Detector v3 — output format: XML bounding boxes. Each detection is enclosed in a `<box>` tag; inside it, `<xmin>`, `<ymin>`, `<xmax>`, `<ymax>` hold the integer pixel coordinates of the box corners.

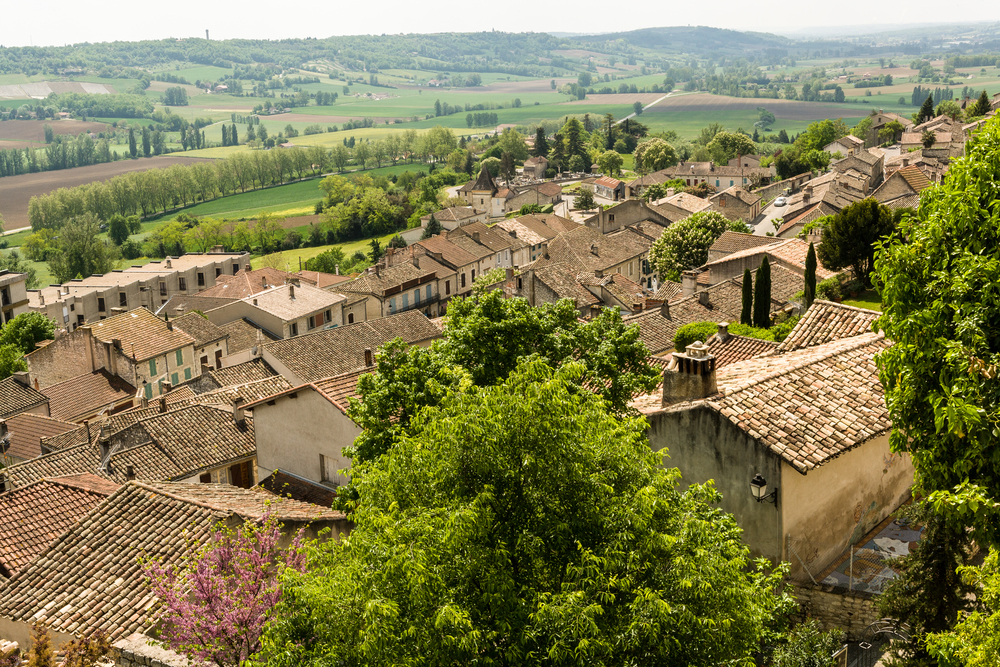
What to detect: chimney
<box><xmin>594</xmin><ymin>268</ymin><xmax>603</xmax><ymax>278</ymax></box>
<box><xmin>98</xmin><ymin>436</ymin><xmax>111</xmax><ymax>464</ymax></box>
<box><xmin>253</xmin><ymin>298</ymin><xmax>258</xmax><ymax>306</ymax></box>
<box><xmin>165</xmin><ymin>258</ymin><xmax>172</xmax><ymax>269</ymax></box>
<box><xmin>666</xmin><ymin>187</ymin><xmax>675</xmax><ymax>197</ymax></box>
<box><xmin>589</xmin><ymin>243</ymin><xmax>599</xmax><ymax>256</ymax></box>
<box><xmin>289</xmin><ymin>285</ymin><xmax>295</xmax><ymax>298</ymax></box>
<box><xmin>660</xmin><ymin>300</ymin><xmax>671</xmax><ymax>318</ymax></box>
<box><xmin>508</xmin><ymin>229</ymin><xmax>517</xmax><ymax>238</ymax></box>
<box><xmin>364</xmin><ymin>347</ymin><xmax>374</xmax><ymax>367</ymax></box>
<box><xmin>38</xmin><ymin>293</ymin><xmax>45</xmax><ymax>306</ymax></box>
<box><xmin>158</xmin><ymin>397</ymin><xmax>167</xmax><ymax>413</ymax></box>
<box><xmin>166</xmin><ymin>319</ymin><xmax>173</xmax><ymax>331</ymax></box>
<box><xmin>681</xmin><ymin>270</ymin><xmax>699</xmax><ymax>297</ymax></box>
<box><xmin>662</xmin><ymin>340</ymin><xmax>717</xmax><ymax>407</ymax></box>
<box><xmin>162</xmin><ymin>381</ymin><xmax>172</xmax><ymax>394</ymax></box>
<box><xmin>112</xmin><ymin>338</ymin><xmax>122</xmax><ymax>351</ymax></box>
<box><xmin>413</xmin><ymin>255</ymin><xmax>420</xmax><ymax>269</ymax></box>
<box><xmin>807</xmin><ymin>229</ymin><xmax>823</xmax><ymax>248</ymax></box>
<box><xmin>335</xmin><ymin>264</ymin><xmax>340</xmax><ymax>275</ymax></box>
<box><xmin>245</xmin><ymin>263</ymin><xmax>252</xmax><ymax>272</ymax></box>
<box><xmin>11</xmin><ymin>371</ymin><xmax>29</xmax><ymax>387</ymax></box>
<box><xmin>472</xmin><ymin>231</ymin><xmax>481</xmax><ymax>243</ymax></box>
<box><xmin>374</xmin><ymin>264</ymin><xmax>380</xmax><ymax>277</ymax></box>
<box><xmin>717</xmin><ymin>322</ymin><xmax>731</xmax><ymax>343</ymax></box>
<box><xmin>125</xmin><ymin>465</ymin><xmax>136</xmax><ymax>481</ymax></box>
<box><xmin>632</xmin><ymin>302</ymin><xmax>643</xmax><ymax>312</ymax></box>
<box><xmin>698</xmin><ymin>290</ymin><xmax>710</xmax><ymax>307</ymax></box>
<box><xmin>288</xmin><ymin>277</ymin><xmax>300</xmax><ymax>287</ymax></box>
<box><xmin>902</xmin><ymin>157</ymin><xmax>909</xmax><ymax>167</ymax></box>
<box><xmin>232</xmin><ymin>397</ymin><xmax>246</xmax><ymax>425</ymax></box>
<box><xmin>262</xmin><ymin>276</ymin><xmax>268</xmax><ymax>288</ymax></box>
<box><xmin>0</xmin><ymin>419</ymin><xmax>7</xmax><ymax>444</ymax></box>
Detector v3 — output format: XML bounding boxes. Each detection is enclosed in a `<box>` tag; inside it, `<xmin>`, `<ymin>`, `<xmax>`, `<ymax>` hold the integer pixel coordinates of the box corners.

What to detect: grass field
<box><xmin>250</xmin><ymin>232</ymin><xmax>399</xmax><ymax>272</ymax></box>
<box><xmin>842</xmin><ymin>290</ymin><xmax>882</xmax><ymax>311</ymax></box>
<box><xmin>147</xmin><ymin>178</ymin><xmax>326</xmax><ymax>222</ymax></box>
<box><xmin>1</xmin><ymin>248</ymin><xmax>55</xmax><ymax>287</ymax></box>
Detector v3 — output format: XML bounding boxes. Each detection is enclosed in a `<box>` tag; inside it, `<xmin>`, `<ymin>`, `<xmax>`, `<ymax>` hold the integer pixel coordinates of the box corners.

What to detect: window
<box><xmin>426</xmin><ymin>285</ymin><xmax>432</xmax><ymax>299</ymax></box>
<box><xmin>517</xmin><ymin>277</ymin><xmax>523</xmax><ymax>290</ymax></box>
<box><xmin>199</xmin><ymin>472</ymin><xmax>211</xmax><ymax>483</ymax></box>
<box><xmin>461</xmin><ymin>274</ymin><xmax>466</xmax><ymax>288</ymax></box>
<box><xmin>290</xmin><ymin>322</ymin><xmax>298</xmax><ymax>336</ymax></box>
<box><xmin>446</xmin><ymin>280</ymin><xmax>451</xmax><ymax>295</ymax></box>
<box><xmin>389</xmin><ymin>297</ymin><xmax>396</xmax><ymax>313</ymax></box>
<box><xmin>216</xmin><ymin>268</ymin><xmax>222</xmax><ymax>278</ymax></box>
<box><xmin>348</xmin><ymin>313</ymin><xmax>355</xmax><ymax>324</ymax></box>
<box><xmin>608</xmin><ymin>214</ymin><xmax>615</xmax><ymax>223</ymax></box>
<box><xmin>320</xmin><ymin>454</ymin><xmax>338</xmax><ymax>484</ymax></box>
<box><xmin>171</xmin><ymin>372</ymin><xmax>179</xmax><ymax>386</ymax></box>
<box><xmin>719</xmin><ymin>197</ymin><xmax>726</xmax><ymax>207</ymax></box>
<box><xmin>201</xmin><ymin>355</ymin><xmax>209</xmax><ymax>369</ymax></box>
<box><xmin>629</xmin><ymin>262</ymin><xmax>633</xmax><ymax>276</ymax></box>
<box><xmin>715</xmin><ymin>179</ymin><xmax>720</xmax><ymax>187</ymax></box>
<box><xmin>402</xmin><ymin>293</ymin><xmax>409</xmax><ymax>308</ymax></box>
<box><xmin>414</xmin><ymin>288</ymin><xmax>420</xmax><ymax>304</ymax></box>
<box><xmin>308</xmin><ymin>315</ymin><xmax>316</xmax><ymax>329</ymax></box>
<box><xmin>98</xmin><ymin>297</ymin><xmax>105</xmax><ymax>312</ymax></box>
<box><xmin>175</xmin><ymin>349</ymin><xmax>183</xmax><ymax>366</ymax></box>
<box><xmin>471</xmin><ymin>269</ymin><xmax>476</xmax><ymax>281</ymax></box>
<box><xmin>729</xmin><ymin>180</ymin><xmax>734</xmax><ymax>187</ymax></box>
<box><xmin>178</xmin><ymin>277</ymin><xmax>187</xmax><ymax>291</ymax></box>
<box><xmin>149</xmin><ymin>359</ymin><xmax>157</xmax><ymax>375</ymax></box>
<box><xmin>184</xmin><ymin>368</ymin><xmax>192</xmax><ymax>380</ymax></box>
<box><xmin>119</xmin><ymin>292</ymin><xmax>127</xmax><ymax>308</ymax></box>
<box><xmin>215</xmin><ymin>350</ymin><xmax>222</xmax><ymax>368</ymax></box>
<box><xmin>159</xmin><ymin>282</ymin><xmax>167</xmax><ymax>296</ymax></box>
<box><xmin>325</xmin><ymin>309</ymin><xmax>332</xmax><ymax>323</ymax></box>
<box><xmin>197</xmin><ymin>272</ymin><xmax>205</xmax><ymax>287</ymax></box>
<box><xmin>144</xmin><ymin>384</ymin><xmax>153</xmax><ymax>399</ymax></box>
<box><xmin>233</xmin><ymin>263</ymin><xmax>239</xmax><ymax>274</ymax></box>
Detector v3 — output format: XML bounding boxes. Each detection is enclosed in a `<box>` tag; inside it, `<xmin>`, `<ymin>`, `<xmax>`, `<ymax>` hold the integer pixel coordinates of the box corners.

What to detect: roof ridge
<box><xmin>720</xmin><ymin>332</ymin><xmax>885</xmax><ymax>397</ymax></box>
<box><xmin>130</xmin><ymin>480</ymin><xmax>233</xmax><ymax>517</ymax></box>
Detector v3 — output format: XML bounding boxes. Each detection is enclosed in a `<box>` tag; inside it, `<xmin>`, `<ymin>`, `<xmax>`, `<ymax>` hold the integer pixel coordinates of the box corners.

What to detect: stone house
<box><xmin>339</xmin><ymin>253</ymin><xmax>442</xmax><ymax>320</ymax></box>
<box><xmin>205</xmin><ymin>282</ymin><xmax>351</xmax><ymax>340</ymax></box>
<box><xmin>872</xmin><ymin>165</ymin><xmax>930</xmax><ymax>210</ymax></box>
<box><xmin>0</xmin><ymin>271</ymin><xmax>29</xmax><ymax>327</ymax></box>
<box><xmin>823</xmin><ymin>135</ymin><xmax>864</xmax><ymax>157</ymax></box>
<box><xmin>504</xmin><ymin>182</ymin><xmax>564</xmax><ymax>213</ymax></box>
<box><xmin>0</xmin><ymin>413</ymin><xmax>77</xmax><ymax>464</ymax></box>
<box><xmin>706</xmin><ymin>231</ymin><xmax>781</xmax><ymax>263</ymax></box>
<box><xmin>419</xmin><ymin>206</ymin><xmax>488</xmax><ymax>231</ymax></box>
<box><xmin>710</xmin><ymin>186</ymin><xmax>761</xmax><ymax>223</ymax></box>
<box><xmin>537</xmin><ymin>224</ymin><xmax>658</xmax><ymax>290</ymax></box>
<box><xmin>173</xmin><ymin>312</ymin><xmax>230</xmax><ymax>373</ymax></box>
<box><xmin>0</xmin><ymin>374</ymin><xmax>50</xmax><ymax>420</ymax></box>
<box><xmin>648</xmin><ymin>191</ymin><xmax>713</xmax><ymax>223</ymax></box>
<box><xmin>522</xmin><ymin>155</ymin><xmax>549</xmax><ymax>179</ymax></box>
<box><xmin>583</xmin><ymin>198</ymin><xmax>672</xmax><ymax>235</ymax></box>
<box><xmin>593</xmin><ymin>176</ymin><xmax>625</xmax><ymax>201</ymax></box>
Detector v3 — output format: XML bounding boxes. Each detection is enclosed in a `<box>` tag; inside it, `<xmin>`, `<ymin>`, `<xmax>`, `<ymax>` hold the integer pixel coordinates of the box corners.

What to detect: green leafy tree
<box><xmin>0</xmin><ymin>344</ymin><xmax>27</xmax><ymax>380</ymax></box>
<box><xmin>634</xmin><ymin>137</ymin><xmax>678</xmax><ymax>173</ymax></box>
<box><xmin>500</xmin><ymin>151</ymin><xmax>515</xmax><ymax>184</ymax></box>
<box><xmin>921</xmin><ymin>129</ymin><xmax>937</xmax><ymax>149</ymax></box>
<box><xmin>877</xmin><ymin>503</ymin><xmax>977</xmax><ymax>667</ymax></box>
<box><xmin>496</xmin><ymin>128</ymin><xmax>528</xmax><ymax>162</ymax></box>
<box><xmin>27</xmin><ymin>624</ymin><xmax>54</xmax><ymax>667</ymax></box>
<box><xmin>262</xmin><ymin>357</ymin><xmax>794</xmax><ymax>667</ymax></box>
<box><xmin>804</xmin><ymin>242</ymin><xmax>817</xmax><ymax>309</ymax></box>
<box><xmin>818</xmin><ymin>198</ymin><xmax>896</xmax><ymax>288</ymax></box>
<box><xmin>936</xmin><ymin>100</ymin><xmax>963</xmax><ymax>120</ymax></box>
<box><xmin>47</xmin><ymin>213</ymin><xmax>120</xmax><ymax>284</ymax></box>
<box><xmin>795</xmin><ymin>118</ymin><xmax>850</xmax><ymax>152</ymax></box>
<box><xmin>632</xmin><ymin>100</ymin><xmax>643</xmax><ymax>115</ymax></box>
<box><xmin>741</xmin><ymin>267</ymin><xmax>753</xmax><ymax>325</ymax></box>
<box><xmin>421</xmin><ymin>213</ymin><xmax>441</xmax><ymax>240</ymax></box>
<box><xmin>107</xmin><ymin>214</ymin><xmax>131</xmax><ymax>245</ymax></box>
<box><xmin>875</xmin><ymin>116</ymin><xmax>1000</xmax><ymax>546</ymax></box>
<box><xmin>22</xmin><ymin>229</ymin><xmax>57</xmax><ymax>262</ymax></box>
<box><xmin>43</xmin><ymin>124</ymin><xmax>54</xmax><ymax>143</ymax></box>
<box><xmin>927</xmin><ymin>550</ymin><xmax>1000</xmax><ymax>667</ymax></box>
<box><xmin>753</xmin><ymin>256</ymin><xmax>771</xmax><ymax>328</ymax></box>
<box><xmin>770</xmin><ymin>620</ymin><xmax>844</xmax><ymax>667</ymax></box>
<box><xmin>0</xmin><ymin>312</ymin><xmax>55</xmax><ymax>354</ymax></box>
<box><xmin>706</xmin><ymin>131</ymin><xmax>757</xmax><ymax>164</ymax></box>
<box><xmin>560</xmin><ymin>117</ymin><xmax>587</xmax><ymax>164</ymax></box>
<box><xmin>648</xmin><ymin>210</ymin><xmax>741</xmax><ymax>282</ymax></box>
<box><xmin>596</xmin><ymin>149</ymin><xmax>623</xmax><ymax>177</ymax></box>
<box><xmin>573</xmin><ymin>187</ymin><xmax>596</xmax><ymax>212</ymax></box>
<box><xmin>0</xmin><ymin>251</ymin><xmax>38</xmax><ymax>290</ymax></box>
<box><xmin>878</xmin><ymin>120</ymin><xmax>905</xmax><ymax>144</ymax></box>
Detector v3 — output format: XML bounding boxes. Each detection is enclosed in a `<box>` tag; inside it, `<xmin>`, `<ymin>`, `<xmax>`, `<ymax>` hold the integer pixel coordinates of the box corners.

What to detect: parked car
<box><xmin>773</xmin><ymin>197</ymin><xmax>787</xmax><ymax>207</ymax></box>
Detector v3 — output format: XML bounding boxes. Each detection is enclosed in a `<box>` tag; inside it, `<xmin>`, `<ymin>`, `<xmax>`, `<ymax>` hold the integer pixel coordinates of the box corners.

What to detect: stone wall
<box><xmin>113</xmin><ymin>633</ymin><xmax>192</xmax><ymax>667</ymax></box>
<box><xmin>792</xmin><ymin>583</ymin><xmax>880</xmax><ymax>640</ymax></box>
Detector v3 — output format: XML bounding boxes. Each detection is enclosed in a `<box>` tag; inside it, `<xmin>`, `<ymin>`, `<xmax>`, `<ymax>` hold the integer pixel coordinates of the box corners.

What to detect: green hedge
<box><xmin>673</xmin><ymin>321</ymin><xmax>778</xmax><ymax>352</ymax></box>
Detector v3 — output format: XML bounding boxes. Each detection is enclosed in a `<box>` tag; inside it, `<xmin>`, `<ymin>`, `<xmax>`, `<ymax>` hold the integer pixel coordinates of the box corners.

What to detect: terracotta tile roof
<box><xmin>163</xmin><ymin>385</ymin><xmax>197</xmax><ymax>403</ymax></box>
<box><xmin>446</xmin><ymin>234</ymin><xmax>495</xmax><ymax>261</ymax></box>
<box><xmin>0</xmin><ymin>377</ymin><xmax>48</xmax><ymax>419</ymax></box>
<box><xmin>428</xmin><ymin>206</ymin><xmax>481</xmax><ymax>223</ymax></box>
<box><xmin>258</xmin><ymin>469</ymin><xmax>337</xmax><ymax>507</ymax></box>
<box><xmin>538</xmin><ymin>225</ymin><xmax>648</xmax><ymax>274</ymax></box>
<box><xmin>775</xmin><ymin>300</ymin><xmax>879</xmax><ymax>353</ymax></box>
<box><xmin>87</xmin><ymin>308</ymin><xmax>195</xmax><ymax>362</ymax></box>
<box><xmin>710</xmin><ymin>333</ymin><xmax>890</xmax><ymax>472</ymax></box>
<box><xmin>777</xmin><ymin>203</ymin><xmax>827</xmax><ymax>236</ymax></box>
<box><xmin>263</xmin><ymin>311</ymin><xmax>441</xmax><ymax>383</ymax></box>
<box><xmin>459</xmin><ymin>166</ymin><xmax>497</xmax><ymax>194</ymax></box>
<box><xmin>196</xmin><ymin>267</ymin><xmax>293</xmax><ymax>299</ymax></box>
<box><xmin>532</xmin><ymin>263</ymin><xmax>602</xmax><ymax>309</ymax></box>
<box><xmin>1</xmin><ymin>442</ymin><xmax>103</xmax><ymax>489</ymax></box>
<box><xmin>493</xmin><ymin>217</ymin><xmax>556</xmax><ymax>245</ymax></box>
<box><xmin>654</xmin><ymin>191</ymin><xmax>713</xmax><ymax>214</ymax></box>
<box><xmin>44</xmin><ymin>370</ymin><xmax>136</xmax><ymax>422</ymax></box>
<box><xmin>885</xmin><ymin>194</ymin><xmax>921</xmax><ymax>210</ymax></box>
<box><xmin>2</xmin><ymin>413</ymin><xmax>78</xmax><ymax>461</ymax></box>
<box><xmin>702</xmin><ymin>238</ymin><xmax>838</xmax><ymax>281</ymax></box>
<box><xmin>296</xmin><ymin>270</ymin><xmax>353</xmax><ymax>290</ymax></box>
<box><xmin>709</xmin><ymin>231</ymin><xmax>781</xmax><ymax>256</ymax></box>
<box><xmin>0</xmin><ymin>474</ymin><xmax>118</xmax><ymax>576</ymax></box>
<box><xmin>210</xmin><ymin>358</ymin><xmax>277</xmax><ymax>387</ymax></box>
<box><xmin>896</xmin><ymin>165</ymin><xmax>931</xmax><ymax>193</ymax></box>
<box><xmin>172</xmin><ymin>312</ymin><xmax>228</xmax><ymax>348</ymax></box>
<box><xmin>197</xmin><ymin>376</ymin><xmax>293</xmax><ymax>406</ymax></box>
<box><xmin>312</xmin><ymin>369</ymin><xmax>369</xmax><ymax>410</ymax></box>
<box><xmin>218</xmin><ymin>319</ymin><xmax>277</xmax><ymax>355</ymax></box>
<box><xmin>764</xmin><ymin>264</ymin><xmax>809</xmax><ymax>304</ymax></box>
<box><xmin>659</xmin><ymin>162</ymin><xmax>773</xmax><ymax>178</ymax></box>
<box><xmin>623</xmin><ymin>282</ymin><xmax>746</xmax><ymax>355</ymax></box>
<box><xmin>595</xmin><ymin>176</ymin><xmax>623</xmax><ymax>188</ymax></box>
<box><xmin>0</xmin><ymin>481</ymin><xmax>343</xmax><ymax>641</ymax></box>
<box><xmin>711</xmin><ymin>186</ymin><xmax>761</xmax><ymax>206</ymax></box>
<box><xmin>339</xmin><ymin>261</ymin><xmax>437</xmax><ymax>295</ymax></box>
<box><xmin>39</xmin><ymin>425</ymin><xmax>88</xmax><ymax>453</ymax></box>
<box><xmin>240</xmin><ymin>284</ymin><xmax>346</xmax><ymax>321</ymax></box>
<box><xmin>630</xmin><ymin>220</ymin><xmax>669</xmax><ymax>242</ymax></box>
<box><xmin>535</xmin><ymin>214</ymin><xmax>579</xmax><ymax>233</ymax></box>
<box><xmin>523</xmin><ymin>182</ymin><xmax>563</xmax><ymax>197</ymax></box>
<box><xmin>583</xmin><ymin>273</ymin><xmax>647</xmax><ymax>307</ymax></box>
<box><xmin>650</xmin><ymin>280</ymin><xmax>683</xmax><ymax>301</ymax></box>
<box><xmin>705</xmin><ymin>332</ymin><xmax>779</xmax><ymax>368</ymax></box>
<box><xmin>156</xmin><ymin>294</ymin><xmax>238</xmax><ymax>318</ymax></box>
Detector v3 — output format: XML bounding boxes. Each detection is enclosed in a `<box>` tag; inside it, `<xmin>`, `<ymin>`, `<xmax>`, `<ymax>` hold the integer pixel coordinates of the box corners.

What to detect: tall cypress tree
<box><xmin>128</xmin><ymin>127</ymin><xmax>137</xmax><ymax>158</ymax></box>
<box><xmin>741</xmin><ymin>268</ymin><xmax>753</xmax><ymax>326</ymax></box>
<box><xmin>916</xmin><ymin>94</ymin><xmax>935</xmax><ymax>125</ymax></box>
<box><xmin>753</xmin><ymin>257</ymin><xmax>771</xmax><ymax>329</ymax></box>
<box><xmin>804</xmin><ymin>242</ymin><xmax>817</xmax><ymax>309</ymax></box>
<box><xmin>231</xmin><ymin>124</ymin><xmax>238</xmax><ymax>145</ymax></box>
<box><xmin>533</xmin><ymin>126</ymin><xmax>549</xmax><ymax>158</ymax></box>
<box><xmin>222</xmin><ymin>124</ymin><xmax>230</xmax><ymax>147</ymax></box>
<box><xmin>972</xmin><ymin>89</ymin><xmax>991</xmax><ymax>117</ymax></box>
<box><xmin>141</xmin><ymin>126</ymin><xmax>151</xmax><ymax>157</ymax></box>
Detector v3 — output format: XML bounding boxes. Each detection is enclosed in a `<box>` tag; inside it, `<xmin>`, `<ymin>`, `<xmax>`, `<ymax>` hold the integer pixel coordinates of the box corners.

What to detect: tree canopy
<box><xmin>648</xmin><ymin>210</ymin><xmax>748</xmax><ymax>282</ymax></box>
<box><xmin>817</xmin><ymin>198</ymin><xmax>897</xmax><ymax>288</ymax></box>
<box><xmin>875</xmin><ymin>115</ymin><xmax>1000</xmax><ymax>546</ymax></box>
<box><xmin>262</xmin><ymin>358</ymin><xmax>794</xmax><ymax>667</ymax></box>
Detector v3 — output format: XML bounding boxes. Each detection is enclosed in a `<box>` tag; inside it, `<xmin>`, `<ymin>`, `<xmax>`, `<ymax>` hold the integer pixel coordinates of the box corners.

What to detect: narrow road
<box><xmin>1</xmin><ymin>226</ymin><xmax>29</xmax><ymax>237</ymax></box>
<box><xmin>614</xmin><ymin>90</ymin><xmax>692</xmax><ymax>125</ymax></box>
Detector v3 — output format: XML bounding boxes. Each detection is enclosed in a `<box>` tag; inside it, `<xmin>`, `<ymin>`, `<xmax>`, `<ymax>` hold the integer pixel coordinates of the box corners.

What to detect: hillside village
<box><xmin>0</xmin><ymin>85</ymin><xmax>999</xmax><ymax>667</ymax></box>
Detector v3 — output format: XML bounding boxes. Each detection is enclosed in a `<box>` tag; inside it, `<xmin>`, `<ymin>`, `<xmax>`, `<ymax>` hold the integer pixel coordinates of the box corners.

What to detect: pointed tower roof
<box><xmin>470</xmin><ymin>164</ymin><xmax>498</xmax><ymax>195</ymax></box>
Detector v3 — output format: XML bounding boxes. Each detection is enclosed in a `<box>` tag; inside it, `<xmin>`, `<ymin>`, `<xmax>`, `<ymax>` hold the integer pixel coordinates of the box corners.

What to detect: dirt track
<box><xmin>0</xmin><ymin>156</ymin><xmax>214</xmax><ymax>230</ymax></box>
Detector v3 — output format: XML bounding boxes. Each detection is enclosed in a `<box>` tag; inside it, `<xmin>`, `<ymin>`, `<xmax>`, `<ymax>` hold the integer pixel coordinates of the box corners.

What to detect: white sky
<box><xmin>1</xmin><ymin>2</ymin><xmax>999</xmax><ymax>48</ymax></box>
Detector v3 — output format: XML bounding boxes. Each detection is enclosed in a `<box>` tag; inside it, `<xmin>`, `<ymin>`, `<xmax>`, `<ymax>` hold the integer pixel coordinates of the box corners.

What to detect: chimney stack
<box><xmin>902</xmin><ymin>157</ymin><xmax>909</xmax><ymax>167</ymax></box>
<box><xmin>659</xmin><ymin>300</ymin><xmax>671</xmax><ymax>318</ymax></box>
<box><xmin>166</xmin><ymin>319</ymin><xmax>173</xmax><ymax>331</ymax></box>
<box><xmin>158</xmin><ymin>397</ymin><xmax>167</xmax><ymax>413</ymax></box>
<box><xmin>717</xmin><ymin>322</ymin><xmax>731</xmax><ymax>343</ymax></box>
<box><xmin>38</xmin><ymin>293</ymin><xmax>45</xmax><ymax>306</ymax></box>
<box><xmin>11</xmin><ymin>371</ymin><xmax>29</xmax><ymax>387</ymax></box>
<box><xmin>364</xmin><ymin>347</ymin><xmax>374</xmax><ymax>367</ymax></box>
<box><xmin>335</xmin><ymin>264</ymin><xmax>340</xmax><ymax>275</ymax></box>
<box><xmin>126</xmin><ymin>465</ymin><xmax>135</xmax><ymax>481</ymax></box>
<box><xmin>245</xmin><ymin>263</ymin><xmax>252</xmax><ymax>272</ymax></box>
<box><xmin>232</xmin><ymin>397</ymin><xmax>246</xmax><ymax>425</ymax></box>
<box><xmin>289</xmin><ymin>285</ymin><xmax>295</xmax><ymax>298</ymax></box>
<box><xmin>165</xmin><ymin>259</ymin><xmax>172</xmax><ymax>269</ymax></box>
<box><xmin>681</xmin><ymin>270</ymin><xmax>699</xmax><ymax>297</ymax></box>
<box><xmin>662</xmin><ymin>340</ymin><xmax>717</xmax><ymax>407</ymax></box>
<box><xmin>472</xmin><ymin>231</ymin><xmax>481</xmax><ymax>243</ymax></box>
<box><xmin>98</xmin><ymin>436</ymin><xmax>111</xmax><ymax>466</ymax></box>
<box><xmin>698</xmin><ymin>290</ymin><xmax>710</xmax><ymax>307</ymax></box>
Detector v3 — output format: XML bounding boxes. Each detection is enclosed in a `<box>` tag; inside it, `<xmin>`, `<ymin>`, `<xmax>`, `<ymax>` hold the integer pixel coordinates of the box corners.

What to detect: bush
<box><xmin>816</xmin><ymin>276</ymin><xmax>843</xmax><ymax>301</ymax></box>
<box><xmin>281</xmin><ymin>230</ymin><xmax>302</xmax><ymax>251</ymax></box>
<box><xmin>770</xmin><ymin>315</ymin><xmax>800</xmax><ymax>342</ymax></box>
<box><xmin>673</xmin><ymin>321</ymin><xmax>777</xmax><ymax>352</ymax></box>
<box><xmin>120</xmin><ymin>239</ymin><xmax>143</xmax><ymax>260</ymax></box>
<box><xmin>771</xmin><ymin>620</ymin><xmax>844</xmax><ymax>667</ymax></box>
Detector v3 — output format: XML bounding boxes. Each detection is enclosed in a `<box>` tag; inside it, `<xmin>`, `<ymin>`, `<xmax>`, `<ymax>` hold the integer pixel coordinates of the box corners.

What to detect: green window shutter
<box><xmin>149</xmin><ymin>359</ymin><xmax>156</xmax><ymax>375</ymax></box>
<box><xmin>144</xmin><ymin>384</ymin><xmax>152</xmax><ymax>399</ymax></box>
<box><xmin>176</xmin><ymin>349</ymin><xmax>183</xmax><ymax>366</ymax></box>
<box><xmin>184</xmin><ymin>368</ymin><xmax>192</xmax><ymax>380</ymax></box>
<box><xmin>171</xmin><ymin>373</ymin><xmax>179</xmax><ymax>386</ymax></box>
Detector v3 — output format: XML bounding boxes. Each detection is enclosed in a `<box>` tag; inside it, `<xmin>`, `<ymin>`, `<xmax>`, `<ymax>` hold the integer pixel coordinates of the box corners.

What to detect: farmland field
<box><xmin>0</xmin><ymin>156</ymin><xmax>214</xmax><ymax>230</ymax></box>
<box><xmin>0</xmin><ymin>119</ymin><xmax>114</xmax><ymax>143</ymax></box>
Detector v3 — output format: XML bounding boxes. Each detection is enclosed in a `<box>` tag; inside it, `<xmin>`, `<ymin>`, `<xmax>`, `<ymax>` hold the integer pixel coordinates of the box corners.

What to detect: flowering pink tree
<box><xmin>143</xmin><ymin>510</ymin><xmax>306</xmax><ymax>667</ymax></box>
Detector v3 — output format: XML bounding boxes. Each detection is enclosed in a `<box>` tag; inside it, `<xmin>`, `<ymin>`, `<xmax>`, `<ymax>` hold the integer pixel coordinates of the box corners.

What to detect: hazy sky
<box><xmin>1</xmin><ymin>2</ymin><xmax>999</xmax><ymax>48</ymax></box>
